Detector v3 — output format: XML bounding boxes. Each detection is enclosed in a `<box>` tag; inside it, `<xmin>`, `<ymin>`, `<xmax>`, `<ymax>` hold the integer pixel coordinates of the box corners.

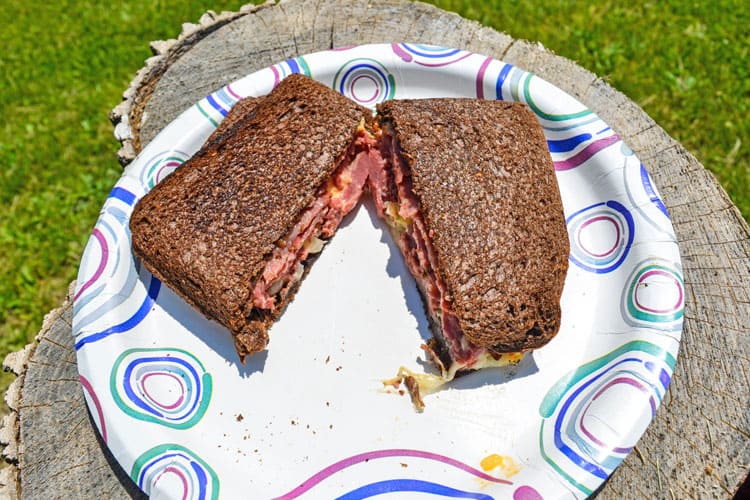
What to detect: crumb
<box><xmin>325</xmin><ymin>355</ymin><xmax>330</xmax><ymax>364</ymax></box>
<box><xmin>400</xmin><ymin>462</ymin><xmax>408</xmax><ymax>468</ymax></box>
<box><xmin>291</xmin><ymin>419</ymin><xmax>297</xmax><ymax>426</ymax></box>
<box><xmin>336</xmin><ymin>366</ymin><xmax>342</xmax><ymax>371</ymax></box>
<box><xmin>398</xmin><ymin>389</ymin><xmax>405</xmax><ymax>396</ymax></box>
<box><xmin>236</xmin><ymin>414</ymin><xmax>244</xmax><ymax>422</ymax></box>
<box><xmin>326</xmin><ymin>401</ymin><xmax>330</xmax><ymax>407</ymax></box>
<box><xmin>403</xmin><ymin>375</ymin><xmax>425</xmax><ymax>412</ymax></box>
<box><xmin>329</xmin><ymin>424</ymin><xmax>333</xmax><ymax>429</ymax></box>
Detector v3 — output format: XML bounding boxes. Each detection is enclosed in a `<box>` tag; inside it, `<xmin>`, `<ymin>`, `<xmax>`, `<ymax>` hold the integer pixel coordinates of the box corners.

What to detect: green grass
<box><xmin>0</xmin><ymin>0</ymin><xmax>747</xmax><ymax>399</ymax></box>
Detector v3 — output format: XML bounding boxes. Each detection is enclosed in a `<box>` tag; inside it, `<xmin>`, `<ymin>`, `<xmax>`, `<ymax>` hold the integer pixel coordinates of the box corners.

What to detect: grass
<box><xmin>0</xmin><ymin>0</ymin><xmax>746</xmax><ymax>401</ymax></box>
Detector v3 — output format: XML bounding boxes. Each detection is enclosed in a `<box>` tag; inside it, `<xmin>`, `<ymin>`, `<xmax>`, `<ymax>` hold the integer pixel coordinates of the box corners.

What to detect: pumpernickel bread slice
<box><xmin>129</xmin><ymin>74</ymin><xmax>371</xmax><ymax>360</ymax></box>
<box><xmin>205</xmin><ymin>95</ymin><xmax>261</xmax><ymax>144</ymax></box>
<box><xmin>373</xmin><ymin>98</ymin><xmax>569</xmax><ymax>376</ymax></box>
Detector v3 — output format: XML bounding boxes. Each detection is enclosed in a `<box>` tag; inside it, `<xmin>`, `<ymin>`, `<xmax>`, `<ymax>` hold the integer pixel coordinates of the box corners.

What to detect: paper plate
<box><xmin>73</xmin><ymin>44</ymin><xmax>683</xmax><ymax>499</ymax></box>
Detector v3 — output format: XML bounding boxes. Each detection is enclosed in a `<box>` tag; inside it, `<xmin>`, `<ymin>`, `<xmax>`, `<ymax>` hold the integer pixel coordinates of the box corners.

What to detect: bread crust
<box><xmin>205</xmin><ymin>96</ymin><xmax>261</xmax><ymax>144</ymax></box>
<box><xmin>376</xmin><ymin>99</ymin><xmax>569</xmax><ymax>352</ymax></box>
<box><xmin>129</xmin><ymin>75</ymin><xmax>369</xmax><ymax>358</ymax></box>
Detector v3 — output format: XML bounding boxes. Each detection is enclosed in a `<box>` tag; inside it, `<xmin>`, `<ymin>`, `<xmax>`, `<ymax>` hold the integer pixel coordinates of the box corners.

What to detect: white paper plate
<box><xmin>73</xmin><ymin>44</ymin><xmax>683</xmax><ymax>499</ymax></box>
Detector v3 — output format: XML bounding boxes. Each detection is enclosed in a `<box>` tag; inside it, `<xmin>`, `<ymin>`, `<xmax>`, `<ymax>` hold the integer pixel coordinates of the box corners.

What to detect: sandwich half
<box><xmin>371</xmin><ymin>98</ymin><xmax>569</xmax><ymax>389</ymax></box>
<box><xmin>129</xmin><ymin>74</ymin><xmax>372</xmax><ymax>360</ymax></box>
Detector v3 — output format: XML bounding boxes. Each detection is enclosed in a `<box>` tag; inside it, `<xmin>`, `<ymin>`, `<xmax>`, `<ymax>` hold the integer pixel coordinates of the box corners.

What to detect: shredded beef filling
<box><xmin>250</xmin><ymin>129</ymin><xmax>375</xmax><ymax>310</ymax></box>
<box><xmin>250</xmin><ymin>124</ymin><xmax>493</xmax><ymax>372</ymax></box>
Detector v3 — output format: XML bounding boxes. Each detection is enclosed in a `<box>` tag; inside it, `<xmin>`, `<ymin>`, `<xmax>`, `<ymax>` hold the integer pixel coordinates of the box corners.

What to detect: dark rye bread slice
<box><xmin>206</xmin><ymin>96</ymin><xmax>261</xmax><ymax>144</ymax></box>
<box><xmin>376</xmin><ymin>98</ymin><xmax>569</xmax><ymax>353</ymax></box>
<box><xmin>129</xmin><ymin>74</ymin><xmax>369</xmax><ymax>360</ymax></box>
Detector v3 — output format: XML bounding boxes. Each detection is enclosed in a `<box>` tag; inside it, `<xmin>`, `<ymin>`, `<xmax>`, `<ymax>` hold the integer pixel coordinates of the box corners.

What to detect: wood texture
<box><xmin>0</xmin><ymin>284</ymin><xmax>145</xmax><ymax>499</ymax></box>
<box><xmin>2</xmin><ymin>0</ymin><xmax>748</xmax><ymax>498</ymax></box>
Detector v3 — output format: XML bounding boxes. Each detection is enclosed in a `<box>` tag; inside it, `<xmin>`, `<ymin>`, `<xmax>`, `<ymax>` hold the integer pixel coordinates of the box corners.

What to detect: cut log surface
<box><xmin>2</xmin><ymin>1</ymin><xmax>748</xmax><ymax>498</ymax></box>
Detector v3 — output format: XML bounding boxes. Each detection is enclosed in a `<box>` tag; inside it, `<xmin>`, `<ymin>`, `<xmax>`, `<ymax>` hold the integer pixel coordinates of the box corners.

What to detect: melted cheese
<box><xmin>386</xmin><ymin>350</ymin><xmax>527</xmax><ymax>402</ymax></box>
<box><xmin>460</xmin><ymin>350</ymin><xmax>525</xmax><ymax>373</ymax></box>
<box><xmin>304</xmin><ymin>236</ymin><xmax>325</xmax><ymax>254</ymax></box>
<box><xmin>384</xmin><ymin>201</ymin><xmax>410</xmax><ymax>232</ymax></box>
<box><xmin>391</xmin><ymin>366</ymin><xmax>449</xmax><ymax>395</ymax></box>
<box><xmin>326</xmin><ymin>169</ymin><xmax>352</xmax><ymax>199</ymax></box>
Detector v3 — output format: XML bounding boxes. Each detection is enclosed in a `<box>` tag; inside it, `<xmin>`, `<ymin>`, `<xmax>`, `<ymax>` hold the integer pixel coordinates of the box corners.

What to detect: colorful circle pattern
<box><xmin>567</xmin><ymin>200</ymin><xmax>635</xmax><ymax>274</ymax></box>
<box><xmin>131</xmin><ymin>444</ymin><xmax>219</xmax><ymax>500</ymax></box>
<box><xmin>624</xmin><ymin>155</ymin><xmax>675</xmax><ymax>236</ymax></box>
<box><xmin>391</xmin><ymin>43</ymin><xmax>472</xmax><ymax>66</ymax></box>
<box><xmin>110</xmin><ymin>348</ymin><xmax>212</xmax><ymax>429</ymax></box>
<box><xmin>539</xmin><ymin>341</ymin><xmax>676</xmax><ymax>496</ymax></box>
<box><xmin>270</xmin><ymin>56</ymin><xmax>312</xmax><ymax>86</ymax></box>
<box><xmin>73</xmin><ymin>178</ymin><xmax>162</xmax><ymax>350</ymax></box>
<box><xmin>622</xmin><ymin>259</ymin><xmax>684</xmax><ymax>330</ymax></box>
<box><xmin>332</xmin><ymin>58</ymin><xmax>395</xmax><ymax>106</ymax></box>
<box><xmin>139</xmin><ymin>150</ymin><xmax>190</xmax><ymax>190</ymax></box>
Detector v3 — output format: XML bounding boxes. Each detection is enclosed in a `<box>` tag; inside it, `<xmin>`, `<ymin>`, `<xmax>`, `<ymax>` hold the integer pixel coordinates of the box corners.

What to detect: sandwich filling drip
<box><xmin>250</xmin><ymin>124</ymin><xmax>374</xmax><ymax>311</ymax></box>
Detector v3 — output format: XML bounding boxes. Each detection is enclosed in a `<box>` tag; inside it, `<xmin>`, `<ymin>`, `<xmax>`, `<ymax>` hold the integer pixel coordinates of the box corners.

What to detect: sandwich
<box><xmin>129</xmin><ymin>74</ymin><xmax>569</xmax><ymax>405</ymax></box>
<box><xmin>129</xmin><ymin>74</ymin><xmax>373</xmax><ymax>360</ymax></box>
<box><xmin>371</xmin><ymin>99</ymin><xmax>569</xmax><ymax>399</ymax></box>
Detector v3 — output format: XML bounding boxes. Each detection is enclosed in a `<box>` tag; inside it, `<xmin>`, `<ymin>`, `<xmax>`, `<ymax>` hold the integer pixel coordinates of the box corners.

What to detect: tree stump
<box><xmin>2</xmin><ymin>1</ymin><xmax>748</xmax><ymax>498</ymax></box>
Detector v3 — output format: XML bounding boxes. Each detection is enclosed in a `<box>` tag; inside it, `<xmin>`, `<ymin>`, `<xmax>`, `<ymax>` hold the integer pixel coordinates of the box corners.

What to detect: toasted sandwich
<box><xmin>129</xmin><ymin>74</ymin><xmax>372</xmax><ymax>360</ymax></box>
<box><xmin>371</xmin><ymin>99</ymin><xmax>569</xmax><ymax>392</ymax></box>
<box><xmin>130</xmin><ymin>75</ymin><xmax>569</xmax><ymax>391</ymax></box>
